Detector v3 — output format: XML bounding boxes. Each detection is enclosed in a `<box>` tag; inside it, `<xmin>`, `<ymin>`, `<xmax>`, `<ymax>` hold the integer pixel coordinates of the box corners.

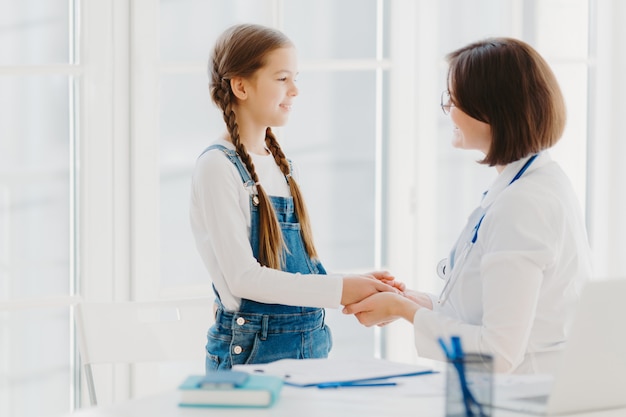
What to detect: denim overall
<box><xmin>202</xmin><ymin>144</ymin><xmax>332</xmax><ymax>372</ymax></box>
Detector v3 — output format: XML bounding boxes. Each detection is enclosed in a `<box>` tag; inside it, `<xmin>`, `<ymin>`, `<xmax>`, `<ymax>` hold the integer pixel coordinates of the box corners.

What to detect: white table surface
<box><xmin>61</xmin><ymin>376</ymin><xmax>626</xmax><ymax>417</ymax></box>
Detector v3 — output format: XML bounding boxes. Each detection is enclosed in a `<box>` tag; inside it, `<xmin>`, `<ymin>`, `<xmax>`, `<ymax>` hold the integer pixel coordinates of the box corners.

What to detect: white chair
<box><xmin>74</xmin><ymin>297</ymin><xmax>213</xmax><ymax>405</ymax></box>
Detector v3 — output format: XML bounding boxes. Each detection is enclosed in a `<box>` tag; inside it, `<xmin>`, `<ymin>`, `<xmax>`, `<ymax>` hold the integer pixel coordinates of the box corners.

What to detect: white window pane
<box><xmin>537</xmin><ymin>0</ymin><xmax>588</xmax><ymax>59</ymax></box>
<box><xmin>159</xmin><ymin>0</ymin><xmax>274</xmax><ymax>62</ymax></box>
<box><xmin>159</xmin><ymin>74</ymin><xmax>215</xmax><ymax>165</ymax></box>
<box><xmin>0</xmin><ymin>0</ymin><xmax>69</xmax><ymax>65</ymax></box>
<box><xmin>439</xmin><ymin>0</ymin><xmax>520</xmax><ymax>51</ymax></box>
<box><xmin>159</xmin><ymin>74</ymin><xmax>219</xmax><ymax>288</ymax></box>
<box><xmin>0</xmin><ymin>307</ymin><xmax>70</xmax><ymax>417</ymax></box>
<box><xmin>283</xmin><ymin>0</ymin><xmax>379</xmax><ymax>60</ymax></box>
<box><xmin>550</xmin><ymin>63</ymin><xmax>588</xmax><ymax>207</ymax></box>
<box><xmin>0</xmin><ymin>76</ymin><xmax>70</xmax><ymax>299</ymax></box>
<box><xmin>1</xmin><ymin>183</ymin><xmax>70</xmax><ymax>298</ymax></box>
<box><xmin>0</xmin><ymin>76</ymin><xmax>69</xmax><ymax>170</ymax></box>
<box><xmin>283</xmin><ymin>70</ymin><xmax>377</xmax><ymax>270</ymax></box>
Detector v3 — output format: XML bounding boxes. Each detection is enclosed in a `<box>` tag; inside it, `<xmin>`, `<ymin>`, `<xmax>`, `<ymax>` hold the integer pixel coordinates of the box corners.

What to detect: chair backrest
<box><xmin>74</xmin><ymin>297</ymin><xmax>213</xmax><ymax>405</ymax></box>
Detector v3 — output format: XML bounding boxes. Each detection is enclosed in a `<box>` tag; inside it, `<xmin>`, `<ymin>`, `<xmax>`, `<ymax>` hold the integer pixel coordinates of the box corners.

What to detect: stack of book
<box><xmin>178</xmin><ymin>370</ymin><xmax>283</xmax><ymax>408</ymax></box>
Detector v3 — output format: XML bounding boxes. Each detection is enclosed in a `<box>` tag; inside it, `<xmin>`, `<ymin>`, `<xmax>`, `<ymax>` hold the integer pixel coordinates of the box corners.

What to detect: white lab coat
<box><xmin>415</xmin><ymin>152</ymin><xmax>592</xmax><ymax>374</ymax></box>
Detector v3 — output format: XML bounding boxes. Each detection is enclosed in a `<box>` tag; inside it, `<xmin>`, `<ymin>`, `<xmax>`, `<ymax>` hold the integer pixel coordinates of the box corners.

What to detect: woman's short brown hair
<box><xmin>446</xmin><ymin>37</ymin><xmax>566</xmax><ymax>166</ymax></box>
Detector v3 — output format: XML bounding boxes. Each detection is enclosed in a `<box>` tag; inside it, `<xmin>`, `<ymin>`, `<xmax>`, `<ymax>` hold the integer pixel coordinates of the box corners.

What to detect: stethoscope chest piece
<box><xmin>437</xmin><ymin>258</ymin><xmax>448</xmax><ymax>279</ymax></box>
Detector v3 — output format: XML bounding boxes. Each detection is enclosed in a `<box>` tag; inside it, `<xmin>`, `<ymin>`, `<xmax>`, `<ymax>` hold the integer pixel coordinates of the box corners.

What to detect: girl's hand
<box><xmin>365</xmin><ymin>270</ymin><xmax>406</xmax><ymax>292</ymax></box>
<box><xmin>340</xmin><ymin>275</ymin><xmax>399</xmax><ymax>306</ymax></box>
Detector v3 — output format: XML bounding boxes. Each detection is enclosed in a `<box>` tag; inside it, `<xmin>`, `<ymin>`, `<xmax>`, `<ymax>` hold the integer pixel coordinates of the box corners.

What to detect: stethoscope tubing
<box><xmin>436</xmin><ymin>153</ymin><xmax>539</xmax><ymax>306</ymax></box>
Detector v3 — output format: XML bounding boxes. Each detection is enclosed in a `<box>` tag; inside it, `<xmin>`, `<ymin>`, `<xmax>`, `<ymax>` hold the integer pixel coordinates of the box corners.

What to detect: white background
<box><xmin>1</xmin><ymin>1</ymin><xmax>625</xmax><ymax>416</ymax></box>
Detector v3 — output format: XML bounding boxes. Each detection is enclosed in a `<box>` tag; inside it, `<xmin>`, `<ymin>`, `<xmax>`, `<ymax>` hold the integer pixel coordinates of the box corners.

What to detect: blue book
<box><xmin>197</xmin><ymin>370</ymin><xmax>250</xmax><ymax>389</ymax></box>
<box><xmin>178</xmin><ymin>373</ymin><xmax>283</xmax><ymax>408</ymax></box>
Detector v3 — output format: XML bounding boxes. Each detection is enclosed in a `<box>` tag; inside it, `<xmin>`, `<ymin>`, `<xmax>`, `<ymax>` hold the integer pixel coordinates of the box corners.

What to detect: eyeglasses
<box><xmin>440</xmin><ymin>90</ymin><xmax>455</xmax><ymax>115</ymax></box>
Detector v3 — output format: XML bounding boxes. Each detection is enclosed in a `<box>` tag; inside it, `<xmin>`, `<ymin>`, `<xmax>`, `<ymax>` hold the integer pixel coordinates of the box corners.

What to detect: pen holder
<box><xmin>445</xmin><ymin>353</ymin><xmax>493</xmax><ymax>417</ymax></box>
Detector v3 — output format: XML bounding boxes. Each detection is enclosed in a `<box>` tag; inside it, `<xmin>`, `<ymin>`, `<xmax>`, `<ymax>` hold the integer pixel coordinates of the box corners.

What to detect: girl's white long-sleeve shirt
<box><xmin>414</xmin><ymin>152</ymin><xmax>592</xmax><ymax>374</ymax></box>
<box><xmin>189</xmin><ymin>139</ymin><xmax>343</xmax><ymax>312</ymax></box>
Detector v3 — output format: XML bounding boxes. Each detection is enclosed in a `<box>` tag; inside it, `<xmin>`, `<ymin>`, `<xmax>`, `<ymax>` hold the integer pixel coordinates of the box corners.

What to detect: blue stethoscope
<box><xmin>436</xmin><ymin>153</ymin><xmax>539</xmax><ymax>305</ymax></box>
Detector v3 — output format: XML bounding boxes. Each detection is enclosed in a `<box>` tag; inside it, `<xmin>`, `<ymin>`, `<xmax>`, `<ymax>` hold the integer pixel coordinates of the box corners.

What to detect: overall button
<box><xmin>236</xmin><ymin>317</ymin><xmax>245</xmax><ymax>326</ymax></box>
<box><xmin>233</xmin><ymin>345</ymin><xmax>243</xmax><ymax>355</ymax></box>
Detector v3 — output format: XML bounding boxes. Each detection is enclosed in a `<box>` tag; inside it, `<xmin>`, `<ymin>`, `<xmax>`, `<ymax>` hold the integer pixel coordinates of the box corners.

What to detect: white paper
<box><xmin>233</xmin><ymin>358</ymin><xmax>434</xmax><ymax>387</ymax></box>
<box><xmin>493</xmin><ymin>373</ymin><xmax>555</xmax><ymax>401</ymax></box>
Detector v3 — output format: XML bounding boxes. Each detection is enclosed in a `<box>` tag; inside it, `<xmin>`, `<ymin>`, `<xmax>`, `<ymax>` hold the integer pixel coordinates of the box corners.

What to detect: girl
<box><xmin>343</xmin><ymin>38</ymin><xmax>592</xmax><ymax>374</ymax></box>
<box><xmin>190</xmin><ymin>23</ymin><xmax>396</xmax><ymax>371</ymax></box>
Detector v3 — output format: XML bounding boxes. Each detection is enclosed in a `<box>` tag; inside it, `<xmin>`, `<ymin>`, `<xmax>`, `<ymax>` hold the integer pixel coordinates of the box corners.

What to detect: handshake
<box><xmin>340</xmin><ymin>272</ymin><xmax>433</xmax><ymax>327</ymax></box>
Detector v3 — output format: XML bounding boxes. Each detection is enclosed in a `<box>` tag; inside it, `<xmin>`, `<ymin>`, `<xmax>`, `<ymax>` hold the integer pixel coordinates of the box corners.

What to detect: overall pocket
<box><xmin>245</xmin><ymin>331</ymin><xmax>304</xmax><ymax>364</ymax></box>
<box><xmin>305</xmin><ymin>324</ymin><xmax>332</xmax><ymax>359</ymax></box>
<box><xmin>206</xmin><ymin>326</ymin><xmax>232</xmax><ymax>370</ymax></box>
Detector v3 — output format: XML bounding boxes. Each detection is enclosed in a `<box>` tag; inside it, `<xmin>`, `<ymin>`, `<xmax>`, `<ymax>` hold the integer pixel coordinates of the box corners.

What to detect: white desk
<box><xmin>62</xmin><ymin>382</ymin><xmax>626</xmax><ymax>417</ymax></box>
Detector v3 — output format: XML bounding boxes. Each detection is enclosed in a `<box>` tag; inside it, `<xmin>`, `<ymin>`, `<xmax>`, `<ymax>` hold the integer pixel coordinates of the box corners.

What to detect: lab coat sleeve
<box><xmin>191</xmin><ymin>150</ymin><xmax>343</xmax><ymax>309</ymax></box>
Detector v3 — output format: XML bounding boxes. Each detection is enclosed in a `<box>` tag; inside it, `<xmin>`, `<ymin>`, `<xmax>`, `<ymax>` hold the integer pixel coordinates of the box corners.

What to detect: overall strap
<box><xmin>287</xmin><ymin>159</ymin><xmax>294</xmax><ymax>178</ymax></box>
<box><xmin>199</xmin><ymin>144</ymin><xmax>255</xmax><ymax>188</ymax></box>
<box><xmin>201</xmin><ymin>144</ymin><xmax>295</xmax><ymax>184</ymax></box>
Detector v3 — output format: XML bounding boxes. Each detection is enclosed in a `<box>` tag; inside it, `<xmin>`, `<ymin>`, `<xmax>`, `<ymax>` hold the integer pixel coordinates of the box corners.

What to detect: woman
<box><xmin>343</xmin><ymin>38</ymin><xmax>592</xmax><ymax>374</ymax></box>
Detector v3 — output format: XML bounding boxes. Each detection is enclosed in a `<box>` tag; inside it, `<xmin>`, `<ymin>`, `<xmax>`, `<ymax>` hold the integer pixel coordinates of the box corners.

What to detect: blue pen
<box><xmin>441</xmin><ymin>336</ymin><xmax>487</xmax><ymax>417</ymax></box>
<box><xmin>451</xmin><ymin>337</ymin><xmax>474</xmax><ymax>417</ymax></box>
<box><xmin>438</xmin><ymin>337</ymin><xmax>452</xmax><ymax>358</ymax></box>
<box><xmin>317</xmin><ymin>381</ymin><xmax>397</xmax><ymax>389</ymax></box>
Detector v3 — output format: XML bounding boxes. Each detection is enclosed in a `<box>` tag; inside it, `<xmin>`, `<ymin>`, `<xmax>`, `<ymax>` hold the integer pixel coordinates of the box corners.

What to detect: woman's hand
<box><xmin>403</xmin><ymin>289</ymin><xmax>434</xmax><ymax>310</ymax></box>
<box><xmin>342</xmin><ymin>292</ymin><xmax>420</xmax><ymax>327</ymax></box>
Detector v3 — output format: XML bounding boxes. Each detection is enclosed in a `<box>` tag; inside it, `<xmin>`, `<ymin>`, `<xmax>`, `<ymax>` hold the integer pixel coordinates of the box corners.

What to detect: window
<box><xmin>0</xmin><ymin>1</ymin><xmax>77</xmax><ymax>416</ymax></box>
<box><xmin>3</xmin><ymin>1</ymin><xmax>626</xmax><ymax>415</ymax></box>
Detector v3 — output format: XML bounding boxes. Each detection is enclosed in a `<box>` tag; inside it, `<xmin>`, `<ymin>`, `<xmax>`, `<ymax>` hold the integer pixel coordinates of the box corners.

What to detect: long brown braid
<box><xmin>265</xmin><ymin>128</ymin><xmax>318</xmax><ymax>260</ymax></box>
<box><xmin>209</xmin><ymin>24</ymin><xmax>319</xmax><ymax>269</ymax></box>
